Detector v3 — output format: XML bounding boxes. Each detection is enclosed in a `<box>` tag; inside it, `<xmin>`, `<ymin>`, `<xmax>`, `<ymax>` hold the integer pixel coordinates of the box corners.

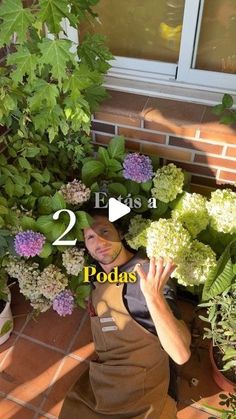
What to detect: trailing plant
<box><xmin>199</xmin><ymin>286</ymin><xmax>236</xmax><ymax>376</ymax></box>
<box><xmin>203</xmin><ymin>389</ymin><xmax>236</xmax><ymax>419</ymax></box>
<box><xmin>212</xmin><ymin>94</ymin><xmax>236</xmax><ymax>125</ymax></box>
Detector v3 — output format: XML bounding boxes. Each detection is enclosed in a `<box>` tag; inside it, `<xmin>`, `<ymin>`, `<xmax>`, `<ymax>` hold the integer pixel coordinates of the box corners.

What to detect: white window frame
<box><xmin>104</xmin><ymin>0</ymin><xmax>236</xmax><ymax>97</ymax></box>
<box><xmin>63</xmin><ymin>0</ymin><xmax>236</xmax><ymax>104</ymax></box>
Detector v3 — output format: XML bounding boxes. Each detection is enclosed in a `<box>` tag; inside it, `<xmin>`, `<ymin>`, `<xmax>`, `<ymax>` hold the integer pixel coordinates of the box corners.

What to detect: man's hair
<box><xmin>88</xmin><ymin>208</ymin><xmax>122</xmax><ymax>232</ymax></box>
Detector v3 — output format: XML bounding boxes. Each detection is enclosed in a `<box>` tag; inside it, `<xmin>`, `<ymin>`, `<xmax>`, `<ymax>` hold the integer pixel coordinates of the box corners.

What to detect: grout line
<box><xmin>0</xmin><ymin>313</ymin><xmax>32</xmax><ymax>370</ymax></box>
<box><xmin>0</xmin><ymin>391</ymin><xmax>39</xmax><ymax>413</ymax></box>
<box><xmin>165</xmin><ymin>134</ymin><xmax>169</xmax><ymax>145</ymax></box>
<box><xmin>222</xmin><ymin>144</ymin><xmax>228</xmax><ymax>157</ymax></box>
<box><xmin>34</xmin><ymin>311</ymin><xmax>90</xmax><ymax>417</ymax></box>
<box><xmin>12</xmin><ymin>332</ymin><xmax>66</xmax><ymax>355</ymax></box>
<box><xmin>114</xmin><ymin>124</ymin><xmax>118</xmax><ymax>135</ymax></box>
<box><xmin>92</xmin><ymin>118</ymin><xmax>234</xmax><ymax>146</ymax></box>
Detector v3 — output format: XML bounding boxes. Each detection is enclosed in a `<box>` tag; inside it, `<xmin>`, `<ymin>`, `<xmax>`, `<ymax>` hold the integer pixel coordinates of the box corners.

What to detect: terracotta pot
<box><xmin>0</xmin><ymin>290</ymin><xmax>13</xmax><ymax>345</ymax></box>
<box><xmin>209</xmin><ymin>342</ymin><xmax>235</xmax><ymax>392</ymax></box>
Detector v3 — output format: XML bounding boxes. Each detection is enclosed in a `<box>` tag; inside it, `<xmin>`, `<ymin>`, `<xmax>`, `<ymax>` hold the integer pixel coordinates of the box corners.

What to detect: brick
<box><xmin>199</xmin><ymin>129</ymin><xmax>236</xmax><ymax>144</ymax></box>
<box><xmin>200</xmin><ymin>106</ymin><xmax>236</xmax><ymax>144</ymax></box>
<box><xmin>94</xmin><ymin>134</ymin><xmax>113</xmax><ymax>145</ymax></box>
<box><xmin>191</xmin><ymin>175</ymin><xmax>236</xmax><ymax>191</ymax></box>
<box><xmin>169</xmin><ymin>137</ymin><xmax>223</xmax><ymax>155</ymax></box>
<box><xmin>166</xmin><ymin>161</ymin><xmax>217</xmax><ymax>177</ymax></box>
<box><xmin>226</xmin><ymin>147</ymin><xmax>236</xmax><ymax>158</ymax></box>
<box><xmin>194</xmin><ymin>154</ymin><xmax>236</xmax><ymax>170</ymax></box>
<box><xmin>94</xmin><ymin>111</ymin><xmax>141</xmax><ymax>127</ymax></box>
<box><xmin>141</xmin><ymin>144</ymin><xmax>192</xmax><ymax>161</ymax></box>
<box><xmin>118</xmin><ymin>127</ymin><xmax>166</xmax><ymax>144</ymax></box>
<box><xmin>125</xmin><ymin>140</ymin><xmax>141</xmax><ymax>152</ymax></box>
<box><xmin>92</xmin><ymin>121</ymin><xmax>115</xmax><ymax>134</ymax></box>
<box><xmin>218</xmin><ymin>170</ymin><xmax>236</xmax><ymax>183</ymax></box>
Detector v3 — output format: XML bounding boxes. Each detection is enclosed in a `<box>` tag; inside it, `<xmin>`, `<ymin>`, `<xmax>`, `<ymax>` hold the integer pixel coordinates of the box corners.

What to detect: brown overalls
<box><xmin>60</xmin><ymin>276</ymin><xmax>177</xmax><ymax>418</ymax></box>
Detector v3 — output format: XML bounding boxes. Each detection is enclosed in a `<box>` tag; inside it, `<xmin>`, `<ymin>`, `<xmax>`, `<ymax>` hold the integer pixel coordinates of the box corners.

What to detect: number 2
<box><xmin>52</xmin><ymin>209</ymin><xmax>77</xmax><ymax>246</ymax></box>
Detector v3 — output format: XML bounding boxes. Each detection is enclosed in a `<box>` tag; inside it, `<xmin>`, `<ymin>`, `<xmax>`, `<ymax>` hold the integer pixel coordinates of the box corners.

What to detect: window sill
<box><xmin>104</xmin><ymin>75</ymin><xmax>236</xmax><ymax>107</ymax></box>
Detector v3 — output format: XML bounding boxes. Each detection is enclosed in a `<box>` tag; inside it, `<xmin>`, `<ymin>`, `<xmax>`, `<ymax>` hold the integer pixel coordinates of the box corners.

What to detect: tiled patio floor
<box><xmin>0</xmin><ymin>285</ymin><xmax>227</xmax><ymax>419</ymax></box>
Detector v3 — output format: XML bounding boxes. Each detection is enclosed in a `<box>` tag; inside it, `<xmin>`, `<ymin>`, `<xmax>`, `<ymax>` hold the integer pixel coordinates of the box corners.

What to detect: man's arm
<box><xmin>135</xmin><ymin>257</ymin><xmax>191</xmax><ymax>365</ymax></box>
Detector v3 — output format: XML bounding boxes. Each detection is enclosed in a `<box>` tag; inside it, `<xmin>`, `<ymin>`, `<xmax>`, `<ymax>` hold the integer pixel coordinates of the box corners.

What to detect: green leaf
<box><xmin>220</xmin><ymin>114</ymin><xmax>236</xmax><ymax>125</ymax></box>
<box><xmin>39</xmin><ymin>242</ymin><xmax>53</xmax><ymax>258</ymax></box>
<box><xmin>28</xmin><ymin>79</ymin><xmax>59</xmax><ymax>111</ymax></box>
<box><xmin>124</xmin><ymin>180</ymin><xmax>140</xmax><ymax>195</ymax></box>
<box><xmin>202</xmin><ymin>239</ymin><xmax>236</xmax><ymax>300</ymax></box>
<box><xmin>212</xmin><ymin>104</ymin><xmax>225</xmax><ymax>116</ymax></box>
<box><xmin>18</xmin><ymin>157</ymin><xmax>31</xmax><ymax>170</ymax></box>
<box><xmin>0</xmin><ymin>320</ymin><xmax>13</xmax><ymax>337</ymax></box>
<box><xmin>7</xmin><ymin>47</ymin><xmax>37</xmax><ymax>84</ymax></box>
<box><xmin>141</xmin><ymin>180</ymin><xmax>152</xmax><ymax>192</ymax></box>
<box><xmin>0</xmin><ymin>0</ymin><xmax>35</xmax><ymax>46</ymax></box>
<box><xmin>76</xmin><ymin>211</ymin><xmax>93</xmax><ymax>229</ymax></box>
<box><xmin>97</xmin><ymin>147</ymin><xmax>110</xmax><ymax>166</ymax></box>
<box><xmin>108</xmin><ymin>182</ymin><xmax>127</xmax><ymax>197</ymax></box>
<box><xmin>107</xmin><ymin>159</ymin><xmax>122</xmax><ymax>172</ymax></box>
<box><xmin>82</xmin><ymin>160</ymin><xmax>105</xmax><ymax>186</ymax></box>
<box><xmin>0</xmin><ymin>205</ymin><xmax>8</xmax><ymax>215</ymax></box>
<box><xmin>51</xmin><ymin>192</ymin><xmax>66</xmax><ymax>211</ymax></box>
<box><xmin>222</xmin><ymin>94</ymin><xmax>234</xmax><ymax>109</ymax></box>
<box><xmin>107</xmin><ymin>136</ymin><xmax>125</xmax><ymax>159</ymax></box>
<box><xmin>21</xmin><ymin>216</ymin><xmax>37</xmax><ymax>230</ymax></box>
<box><xmin>24</xmin><ymin>147</ymin><xmax>41</xmax><ymax>158</ymax></box>
<box><xmin>37</xmin><ymin>197</ymin><xmax>53</xmax><ymax>215</ymax></box>
<box><xmin>31</xmin><ymin>172</ymin><xmax>44</xmax><ymax>183</ymax></box>
<box><xmin>39</xmin><ymin>39</ymin><xmax>77</xmax><ymax>85</ymax></box>
<box><xmin>133</xmin><ymin>195</ymin><xmax>149</xmax><ymax>213</ymax></box>
<box><xmin>38</xmin><ymin>0</ymin><xmax>77</xmax><ymax>34</ymax></box>
<box><xmin>36</xmin><ymin>215</ymin><xmax>55</xmax><ymax>234</ymax></box>
<box><xmin>4</xmin><ymin>178</ymin><xmax>14</xmax><ymax>197</ymax></box>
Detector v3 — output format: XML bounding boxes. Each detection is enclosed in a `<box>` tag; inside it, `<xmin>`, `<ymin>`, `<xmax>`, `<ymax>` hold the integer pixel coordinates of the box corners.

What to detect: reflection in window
<box><xmin>195</xmin><ymin>0</ymin><xmax>236</xmax><ymax>74</ymax></box>
<box><xmin>81</xmin><ymin>0</ymin><xmax>185</xmax><ymax>63</ymax></box>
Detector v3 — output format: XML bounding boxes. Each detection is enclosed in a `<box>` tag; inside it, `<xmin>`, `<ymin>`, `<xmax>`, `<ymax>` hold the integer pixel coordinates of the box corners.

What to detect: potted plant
<box><xmin>199</xmin><ymin>286</ymin><xmax>236</xmax><ymax>392</ymax></box>
<box><xmin>201</xmin><ymin>389</ymin><xmax>236</xmax><ymax>419</ymax></box>
<box><xmin>0</xmin><ymin>272</ymin><xmax>13</xmax><ymax>345</ymax></box>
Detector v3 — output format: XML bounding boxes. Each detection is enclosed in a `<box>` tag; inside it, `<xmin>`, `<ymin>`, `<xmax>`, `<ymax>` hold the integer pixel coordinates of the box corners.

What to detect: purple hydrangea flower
<box><xmin>123</xmin><ymin>153</ymin><xmax>153</xmax><ymax>183</ymax></box>
<box><xmin>14</xmin><ymin>230</ymin><xmax>46</xmax><ymax>257</ymax></box>
<box><xmin>53</xmin><ymin>290</ymin><xmax>74</xmax><ymax>316</ymax></box>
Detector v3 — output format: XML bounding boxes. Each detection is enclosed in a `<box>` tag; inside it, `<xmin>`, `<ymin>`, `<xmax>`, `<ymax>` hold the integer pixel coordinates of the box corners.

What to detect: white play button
<box><xmin>108</xmin><ymin>198</ymin><xmax>131</xmax><ymax>222</ymax></box>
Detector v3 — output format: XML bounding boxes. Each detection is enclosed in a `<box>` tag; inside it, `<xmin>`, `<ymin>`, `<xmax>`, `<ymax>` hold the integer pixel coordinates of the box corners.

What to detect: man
<box><xmin>59</xmin><ymin>212</ymin><xmax>191</xmax><ymax>419</ymax></box>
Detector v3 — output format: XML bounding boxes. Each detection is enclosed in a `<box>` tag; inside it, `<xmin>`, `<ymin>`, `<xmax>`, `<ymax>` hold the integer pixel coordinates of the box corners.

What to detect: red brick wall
<box><xmin>92</xmin><ymin>91</ymin><xmax>236</xmax><ymax>195</ymax></box>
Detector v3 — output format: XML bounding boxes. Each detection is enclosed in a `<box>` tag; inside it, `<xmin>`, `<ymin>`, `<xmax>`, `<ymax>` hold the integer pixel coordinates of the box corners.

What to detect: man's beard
<box><xmin>93</xmin><ymin>244</ymin><xmax>123</xmax><ymax>265</ymax></box>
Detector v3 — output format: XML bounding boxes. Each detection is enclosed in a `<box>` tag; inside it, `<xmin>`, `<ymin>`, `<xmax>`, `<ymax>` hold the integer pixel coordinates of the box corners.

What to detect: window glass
<box><xmin>195</xmin><ymin>0</ymin><xmax>236</xmax><ymax>73</ymax></box>
<box><xmin>81</xmin><ymin>0</ymin><xmax>185</xmax><ymax>63</ymax></box>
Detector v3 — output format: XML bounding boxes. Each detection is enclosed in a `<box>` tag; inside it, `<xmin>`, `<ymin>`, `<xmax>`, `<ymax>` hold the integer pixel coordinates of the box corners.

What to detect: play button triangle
<box><xmin>108</xmin><ymin>198</ymin><xmax>131</xmax><ymax>222</ymax></box>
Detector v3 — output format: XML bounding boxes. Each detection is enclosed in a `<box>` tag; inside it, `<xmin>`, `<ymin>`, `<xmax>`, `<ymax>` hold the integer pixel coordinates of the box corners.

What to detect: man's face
<box><xmin>84</xmin><ymin>215</ymin><xmax>123</xmax><ymax>265</ymax></box>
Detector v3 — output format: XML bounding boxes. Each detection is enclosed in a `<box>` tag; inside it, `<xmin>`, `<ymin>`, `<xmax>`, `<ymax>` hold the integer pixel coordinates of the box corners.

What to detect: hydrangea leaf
<box><xmin>0</xmin><ymin>0</ymin><xmax>35</xmax><ymax>46</ymax></box>
<box><xmin>39</xmin><ymin>39</ymin><xmax>77</xmax><ymax>84</ymax></box>
<box><xmin>107</xmin><ymin>136</ymin><xmax>125</xmax><ymax>159</ymax></box>
<box><xmin>7</xmin><ymin>47</ymin><xmax>38</xmax><ymax>84</ymax></box>
<box><xmin>38</xmin><ymin>0</ymin><xmax>77</xmax><ymax>34</ymax></box>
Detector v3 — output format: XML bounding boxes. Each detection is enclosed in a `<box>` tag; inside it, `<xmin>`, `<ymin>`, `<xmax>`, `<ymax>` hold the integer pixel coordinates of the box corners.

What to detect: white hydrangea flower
<box><xmin>30</xmin><ymin>296</ymin><xmax>52</xmax><ymax>313</ymax></box>
<box><xmin>6</xmin><ymin>257</ymin><xmax>42</xmax><ymax>300</ymax></box>
<box><xmin>171</xmin><ymin>192</ymin><xmax>209</xmax><ymax>238</ymax></box>
<box><xmin>60</xmin><ymin>179</ymin><xmax>91</xmax><ymax>205</ymax></box>
<box><xmin>39</xmin><ymin>264</ymin><xmax>68</xmax><ymax>300</ymax></box>
<box><xmin>206</xmin><ymin>189</ymin><xmax>236</xmax><ymax>234</ymax></box>
<box><xmin>151</xmin><ymin>163</ymin><xmax>184</xmax><ymax>203</ymax></box>
<box><xmin>62</xmin><ymin>248</ymin><xmax>85</xmax><ymax>276</ymax></box>
<box><xmin>125</xmin><ymin>215</ymin><xmax>151</xmax><ymax>250</ymax></box>
<box><xmin>146</xmin><ymin>218</ymin><xmax>191</xmax><ymax>264</ymax></box>
<box><xmin>174</xmin><ymin>240</ymin><xmax>217</xmax><ymax>286</ymax></box>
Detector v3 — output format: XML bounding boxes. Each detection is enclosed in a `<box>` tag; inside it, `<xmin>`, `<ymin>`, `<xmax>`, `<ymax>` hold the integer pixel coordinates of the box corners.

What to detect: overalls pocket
<box><xmin>89</xmin><ymin>361</ymin><xmax>146</xmax><ymax>413</ymax></box>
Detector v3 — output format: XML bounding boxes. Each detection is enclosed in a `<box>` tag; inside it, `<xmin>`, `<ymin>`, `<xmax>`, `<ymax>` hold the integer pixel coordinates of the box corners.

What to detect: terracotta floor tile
<box><xmin>70</xmin><ymin>314</ymin><xmax>96</xmax><ymax>361</ymax></box>
<box><xmin>0</xmin><ymin>397</ymin><xmax>35</xmax><ymax>419</ymax></box>
<box><xmin>41</xmin><ymin>357</ymin><xmax>88</xmax><ymax>417</ymax></box>
<box><xmin>10</xmin><ymin>285</ymin><xmax>32</xmax><ymax>332</ymax></box>
<box><xmin>22</xmin><ymin>307</ymin><xmax>85</xmax><ymax>351</ymax></box>
<box><xmin>177</xmin><ymin>405</ymin><xmax>210</xmax><ymax>418</ymax></box>
<box><xmin>0</xmin><ymin>338</ymin><xmax>62</xmax><ymax>407</ymax></box>
<box><xmin>0</xmin><ymin>334</ymin><xmax>18</xmax><ymax>366</ymax></box>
